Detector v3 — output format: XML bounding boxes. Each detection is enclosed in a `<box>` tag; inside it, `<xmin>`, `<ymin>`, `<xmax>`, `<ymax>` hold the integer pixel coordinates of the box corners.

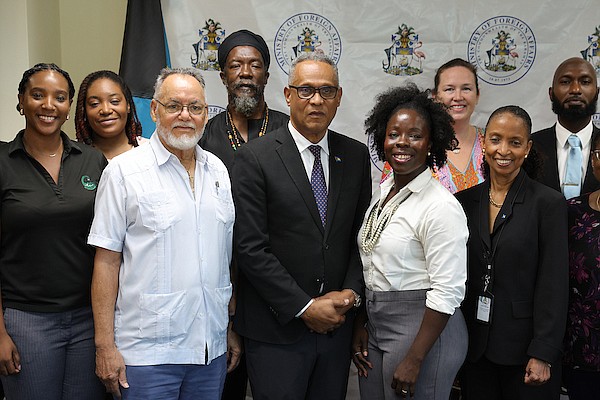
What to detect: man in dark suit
<box><xmin>231</xmin><ymin>52</ymin><xmax>371</xmax><ymax>399</ymax></box>
<box><xmin>532</xmin><ymin>57</ymin><xmax>600</xmax><ymax>197</ymax></box>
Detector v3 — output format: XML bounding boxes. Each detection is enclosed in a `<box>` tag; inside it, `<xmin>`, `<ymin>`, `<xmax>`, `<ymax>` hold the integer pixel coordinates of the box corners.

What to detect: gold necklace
<box><xmin>488</xmin><ymin>187</ymin><xmax>504</xmax><ymax>208</ymax></box>
<box><xmin>25</xmin><ymin>138</ymin><xmax>63</xmax><ymax>158</ymax></box>
<box><xmin>183</xmin><ymin>156</ymin><xmax>196</xmax><ymax>195</ymax></box>
<box><xmin>227</xmin><ymin>106</ymin><xmax>269</xmax><ymax>151</ymax></box>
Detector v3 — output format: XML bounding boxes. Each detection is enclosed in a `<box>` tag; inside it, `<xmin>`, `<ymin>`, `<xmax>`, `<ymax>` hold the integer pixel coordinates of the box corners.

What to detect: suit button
<box><xmin>324</xmin><ymin>244</ymin><xmax>330</xmax><ymax>250</ymax></box>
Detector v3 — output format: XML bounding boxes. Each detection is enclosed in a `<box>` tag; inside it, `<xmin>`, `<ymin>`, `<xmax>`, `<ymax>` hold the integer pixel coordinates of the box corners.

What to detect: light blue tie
<box><xmin>308</xmin><ymin>145</ymin><xmax>327</xmax><ymax>226</ymax></box>
<box><xmin>564</xmin><ymin>134</ymin><xmax>583</xmax><ymax>199</ymax></box>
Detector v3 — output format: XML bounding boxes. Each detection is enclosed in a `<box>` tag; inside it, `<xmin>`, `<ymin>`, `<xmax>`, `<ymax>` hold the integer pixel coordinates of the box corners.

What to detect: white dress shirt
<box><xmin>288</xmin><ymin>121</ymin><xmax>330</xmax><ymax>188</ymax></box>
<box><xmin>358</xmin><ymin>169</ymin><xmax>468</xmax><ymax>315</ymax></box>
<box><xmin>288</xmin><ymin>121</ymin><xmax>330</xmax><ymax>316</ymax></box>
<box><xmin>555</xmin><ymin>120</ymin><xmax>593</xmax><ymax>189</ymax></box>
<box><xmin>88</xmin><ymin>133</ymin><xmax>234</xmax><ymax>366</ymax></box>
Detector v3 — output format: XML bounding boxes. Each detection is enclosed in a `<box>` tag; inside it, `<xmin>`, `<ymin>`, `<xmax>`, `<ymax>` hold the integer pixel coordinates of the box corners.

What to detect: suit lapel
<box><xmin>324</xmin><ymin>132</ymin><xmax>344</xmax><ymax>238</ymax></box>
<box><xmin>583</xmin><ymin>126</ymin><xmax>600</xmax><ymax>193</ymax></box>
<box><xmin>546</xmin><ymin>126</ymin><xmax>561</xmax><ymax>190</ymax></box>
<box><xmin>491</xmin><ymin>170</ymin><xmax>526</xmax><ymax>233</ymax></box>
<box><xmin>275</xmin><ymin>128</ymin><xmax>325</xmax><ymax>233</ymax></box>
<box><xmin>477</xmin><ymin>182</ymin><xmax>492</xmax><ymax>251</ymax></box>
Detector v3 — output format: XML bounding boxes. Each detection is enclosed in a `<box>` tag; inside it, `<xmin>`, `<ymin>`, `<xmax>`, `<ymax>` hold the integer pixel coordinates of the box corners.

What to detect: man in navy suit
<box><xmin>231</xmin><ymin>52</ymin><xmax>371</xmax><ymax>399</ymax></box>
<box><xmin>532</xmin><ymin>57</ymin><xmax>600</xmax><ymax>196</ymax></box>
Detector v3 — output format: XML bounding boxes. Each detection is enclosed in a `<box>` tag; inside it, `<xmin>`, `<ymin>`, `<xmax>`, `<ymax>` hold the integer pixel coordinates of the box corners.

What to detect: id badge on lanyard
<box><xmin>476</xmin><ymin>262</ymin><xmax>494</xmax><ymax>324</ymax></box>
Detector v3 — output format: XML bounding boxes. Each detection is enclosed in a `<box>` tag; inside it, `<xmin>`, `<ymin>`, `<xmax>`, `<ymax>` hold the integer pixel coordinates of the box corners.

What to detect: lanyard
<box><xmin>479</xmin><ymin>173</ymin><xmax>525</xmax><ymax>294</ymax></box>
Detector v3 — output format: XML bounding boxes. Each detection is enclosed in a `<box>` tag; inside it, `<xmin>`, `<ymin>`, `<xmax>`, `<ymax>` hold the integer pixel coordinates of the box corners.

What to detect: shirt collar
<box><xmin>8</xmin><ymin>130</ymin><xmax>81</xmax><ymax>157</ymax></box>
<box><xmin>381</xmin><ymin>168</ymin><xmax>432</xmax><ymax>194</ymax></box>
<box><xmin>287</xmin><ymin>121</ymin><xmax>330</xmax><ymax>155</ymax></box>
<box><xmin>555</xmin><ymin>119</ymin><xmax>594</xmax><ymax>149</ymax></box>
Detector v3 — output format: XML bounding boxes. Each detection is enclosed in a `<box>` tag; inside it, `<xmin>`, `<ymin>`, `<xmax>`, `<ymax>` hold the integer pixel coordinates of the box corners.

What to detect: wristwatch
<box><xmin>349</xmin><ymin>289</ymin><xmax>362</xmax><ymax>308</ymax></box>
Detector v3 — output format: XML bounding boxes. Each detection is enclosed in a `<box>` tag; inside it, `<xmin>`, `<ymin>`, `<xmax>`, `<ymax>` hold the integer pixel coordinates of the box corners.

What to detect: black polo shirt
<box><xmin>0</xmin><ymin>130</ymin><xmax>107</xmax><ymax>312</ymax></box>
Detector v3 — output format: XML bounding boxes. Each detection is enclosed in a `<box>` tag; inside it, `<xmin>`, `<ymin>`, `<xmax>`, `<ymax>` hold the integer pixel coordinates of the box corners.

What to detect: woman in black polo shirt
<box><xmin>0</xmin><ymin>63</ymin><xmax>107</xmax><ymax>400</ymax></box>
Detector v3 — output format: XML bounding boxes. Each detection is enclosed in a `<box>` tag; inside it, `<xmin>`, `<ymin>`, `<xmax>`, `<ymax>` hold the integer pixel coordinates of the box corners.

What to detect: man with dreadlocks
<box><xmin>200</xmin><ymin>29</ymin><xmax>288</xmax><ymax>172</ymax></box>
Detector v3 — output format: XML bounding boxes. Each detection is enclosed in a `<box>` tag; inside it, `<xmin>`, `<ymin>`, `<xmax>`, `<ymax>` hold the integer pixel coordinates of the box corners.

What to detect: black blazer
<box><xmin>532</xmin><ymin>124</ymin><xmax>600</xmax><ymax>195</ymax></box>
<box><xmin>455</xmin><ymin>170</ymin><xmax>568</xmax><ymax>365</ymax></box>
<box><xmin>231</xmin><ymin>126</ymin><xmax>372</xmax><ymax>344</ymax></box>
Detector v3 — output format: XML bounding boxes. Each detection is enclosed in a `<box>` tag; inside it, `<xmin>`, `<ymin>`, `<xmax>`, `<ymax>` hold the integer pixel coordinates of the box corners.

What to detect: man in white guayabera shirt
<box><xmin>88</xmin><ymin>67</ymin><xmax>240</xmax><ymax>400</ymax></box>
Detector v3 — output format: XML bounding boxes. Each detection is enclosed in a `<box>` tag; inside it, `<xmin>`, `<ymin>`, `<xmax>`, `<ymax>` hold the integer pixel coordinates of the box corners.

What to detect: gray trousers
<box><xmin>359</xmin><ymin>289</ymin><xmax>468</xmax><ymax>400</ymax></box>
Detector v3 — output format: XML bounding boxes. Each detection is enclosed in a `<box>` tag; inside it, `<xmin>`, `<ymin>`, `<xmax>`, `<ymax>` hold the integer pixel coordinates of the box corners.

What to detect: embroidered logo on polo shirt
<box><xmin>81</xmin><ymin>175</ymin><xmax>98</xmax><ymax>191</ymax></box>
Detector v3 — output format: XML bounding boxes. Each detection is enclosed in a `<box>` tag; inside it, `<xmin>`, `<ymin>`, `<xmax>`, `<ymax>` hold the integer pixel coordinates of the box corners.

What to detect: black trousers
<box><xmin>244</xmin><ymin>320</ymin><xmax>353</xmax><ymax>400</ymax></box>
<box><xmin>221</xmin><ymin>353</ymin><xmax>248</xmax><ymax>400</ymax></box>
<box><xmin>462</xmin><ymin>356</ymin><xmax>562</xmax><ymax>400</ymax></box>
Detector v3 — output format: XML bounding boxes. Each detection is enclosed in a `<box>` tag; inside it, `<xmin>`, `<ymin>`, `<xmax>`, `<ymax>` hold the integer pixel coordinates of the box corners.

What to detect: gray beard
<box><xmin>156</xmin><ymin>120</ymin><xmax>204</xmax><ymax>151</ymax></box>
<box><xmin>232</xmin><ymin>95</ymin><xmax>260</xmax><ymax>118</ymax></box>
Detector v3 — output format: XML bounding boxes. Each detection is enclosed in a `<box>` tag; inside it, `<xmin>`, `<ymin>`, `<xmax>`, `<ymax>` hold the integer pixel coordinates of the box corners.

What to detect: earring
<box><xmin>427</xmin><ymin>151</ymin><xmax>431</xmax><ymax>156</ymax></box>
<box><xmin>19</xmin><ymin>108</ymin><xmax>24</xmax><ymax>115</ymax></box>
<box><xmin>66</xmin><ymin>114</ymin><xmax>70</xmax><ymax>120</ymax></box>
<box><xmin>525</xmin><ymin>153</ymin><xmax>528</xmax><ymax>158</ymax></box>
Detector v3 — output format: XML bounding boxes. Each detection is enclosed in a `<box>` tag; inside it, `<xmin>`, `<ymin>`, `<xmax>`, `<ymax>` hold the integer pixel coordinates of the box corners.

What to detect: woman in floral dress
<box><xmin>563</xmin><ymin>133</ymin><xmax>600</xmax><ymax>400</ymax></box>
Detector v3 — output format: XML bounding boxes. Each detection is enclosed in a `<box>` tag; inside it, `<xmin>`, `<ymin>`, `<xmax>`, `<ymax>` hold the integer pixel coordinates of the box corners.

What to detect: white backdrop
<box><xmin>161</xmin><ymin>0</ymin><xmax>600</xmax><ymax>170</ymax></box>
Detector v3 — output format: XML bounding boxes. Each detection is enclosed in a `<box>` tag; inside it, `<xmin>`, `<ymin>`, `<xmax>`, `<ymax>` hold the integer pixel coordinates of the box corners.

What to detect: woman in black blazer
<box><xmin>455</xmin><ymin>106</ymin><xmax>568</xmax><ymax>400</ymax></box>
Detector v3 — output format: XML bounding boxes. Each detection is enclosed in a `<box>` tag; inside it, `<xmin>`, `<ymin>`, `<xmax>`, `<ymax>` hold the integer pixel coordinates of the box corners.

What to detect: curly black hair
<box><xmin>481</xmin><ymin>105</ymin><xmax>542</xmax><ymax>180</ymax></box>
<box><xmin>17</xmin><ymin>63</ymin><xmax>75</xmax><ymax>112</ymax></box>
<box><xmin>74</xmin><ymin>70</ymin><xmax>142</xmax><ymax>146</ymax></box>
<box><xmin>365</xmin><ymin>83</ymin><xmax>457</xmax><ymax>169</ymax></box>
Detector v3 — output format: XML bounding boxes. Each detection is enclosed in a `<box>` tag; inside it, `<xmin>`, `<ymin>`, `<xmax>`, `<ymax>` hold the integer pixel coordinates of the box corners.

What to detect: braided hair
<box><xmin>17</xmin><ymin>63</ymin><xmax>75</xmax><ymax>112</ymax></box>
<box><xmin>75</xmin><ymin>70</ymin><xmax>142</xmax><ymax>146</ymax></box>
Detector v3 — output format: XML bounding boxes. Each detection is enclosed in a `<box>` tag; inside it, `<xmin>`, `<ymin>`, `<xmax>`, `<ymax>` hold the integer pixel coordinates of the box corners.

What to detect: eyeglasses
<box><xmin>288</xmin><ymin>85</ymin><xmax>339</xmax><ymax>100</ymax></box>
<box><xmin>593</xmin><ymin>150</ymin><xmax>600</xmax><ymax>161</ymax></box>
<box><xmin>153</xmin><ymin>99</ymin><xmax>207</xmax><ymax>115</ymax></box>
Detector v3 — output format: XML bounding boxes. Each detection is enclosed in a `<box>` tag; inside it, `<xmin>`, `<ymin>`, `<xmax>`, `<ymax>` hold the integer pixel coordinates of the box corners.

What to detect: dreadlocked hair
<box><xmin>75</xmin><ymin>70</ymin><xmax>142</xmax><ymax>146</ymax></box>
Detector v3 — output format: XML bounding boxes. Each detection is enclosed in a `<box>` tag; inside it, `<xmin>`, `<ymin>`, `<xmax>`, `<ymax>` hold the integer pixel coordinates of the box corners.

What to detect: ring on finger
<box><xmin>354</xmin><ymin>351</ymin><xmax>361</xmax><ymax>356</ymax></box>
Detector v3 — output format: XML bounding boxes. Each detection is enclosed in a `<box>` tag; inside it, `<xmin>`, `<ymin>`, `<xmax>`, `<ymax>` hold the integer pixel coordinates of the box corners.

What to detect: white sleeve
<box><xmin>87</xmin><ymin>163</ymin><xmax>127</xmax><ymax>252</ymax></box>
<box><xmin>421</xmin><ymin>198</ymin><xmax>468</xmax><ymax>315</ymax></box>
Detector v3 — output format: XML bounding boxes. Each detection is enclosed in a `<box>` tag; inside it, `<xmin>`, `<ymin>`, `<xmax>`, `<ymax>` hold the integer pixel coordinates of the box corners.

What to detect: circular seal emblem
<box><xmin>274</xmin><ymin>13</ymin><xmax>342</xmax><ymax>75</ymax></box>
<box><xmin>593</xmin><ymin>113</ymin><xmax>600</xmax><ymax>129</ymax></box>
<box><xmin>208</xmin><ymin>105</ymin><xmax>226</xmax><ymax>120</ymax></box>
<box><xmin>367</xmin><ymin>132</ymin><xmax>383</xmax><ymax>172</ymax></box>
<box><xmin>468</xmin><ymin>16</ymin><xmax>536</xmax><ymax>86</ymax></box>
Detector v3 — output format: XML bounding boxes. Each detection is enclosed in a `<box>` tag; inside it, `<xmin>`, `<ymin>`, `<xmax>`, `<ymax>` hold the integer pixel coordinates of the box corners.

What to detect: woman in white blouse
<box><xmin>352</xmin><ymin>83</ymin><xmax>469</xmax><ymax>399</ymax></box>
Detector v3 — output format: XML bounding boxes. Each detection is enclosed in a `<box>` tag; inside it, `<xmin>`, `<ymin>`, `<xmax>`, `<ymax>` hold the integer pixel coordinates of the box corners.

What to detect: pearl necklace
<box><xmin>361</xmin><ymin>191</ymin><xmax>412</xmax><ymax>254</ymax></box>
<box><xmin>227</xmin><ymin>106</ymin><xmax>269</xmax><ymax>151</ymax></box>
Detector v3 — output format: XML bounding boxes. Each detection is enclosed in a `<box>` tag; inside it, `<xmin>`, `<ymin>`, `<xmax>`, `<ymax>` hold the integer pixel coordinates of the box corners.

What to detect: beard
<box><xmin>229</xmin><ymin>81</ymin><xmax>264</xmax><ymax>118</ymax></box>
<box><xmin>551</xmin><ymin>93</ymin><xmax>598</xmax><ymax>121</ymax></box>
<box><xmin>156</xmin><ymin>116</ymin><xmax>204</xmax><ymax>151</ymax></box>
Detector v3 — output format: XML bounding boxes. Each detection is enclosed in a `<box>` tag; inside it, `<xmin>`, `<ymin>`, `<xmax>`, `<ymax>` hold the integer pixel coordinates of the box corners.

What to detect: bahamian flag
<box><xmin>119</xmin><ymin>0</ymin><xmax>170</xmax><ymax>137</ymax></box>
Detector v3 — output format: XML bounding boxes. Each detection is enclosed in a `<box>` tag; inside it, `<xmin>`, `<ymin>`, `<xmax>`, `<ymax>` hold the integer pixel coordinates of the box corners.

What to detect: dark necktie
<box><xmin>308</xmin><ymin>145</ymin><xmax>327</xmax><ymax>226</ymax></box>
